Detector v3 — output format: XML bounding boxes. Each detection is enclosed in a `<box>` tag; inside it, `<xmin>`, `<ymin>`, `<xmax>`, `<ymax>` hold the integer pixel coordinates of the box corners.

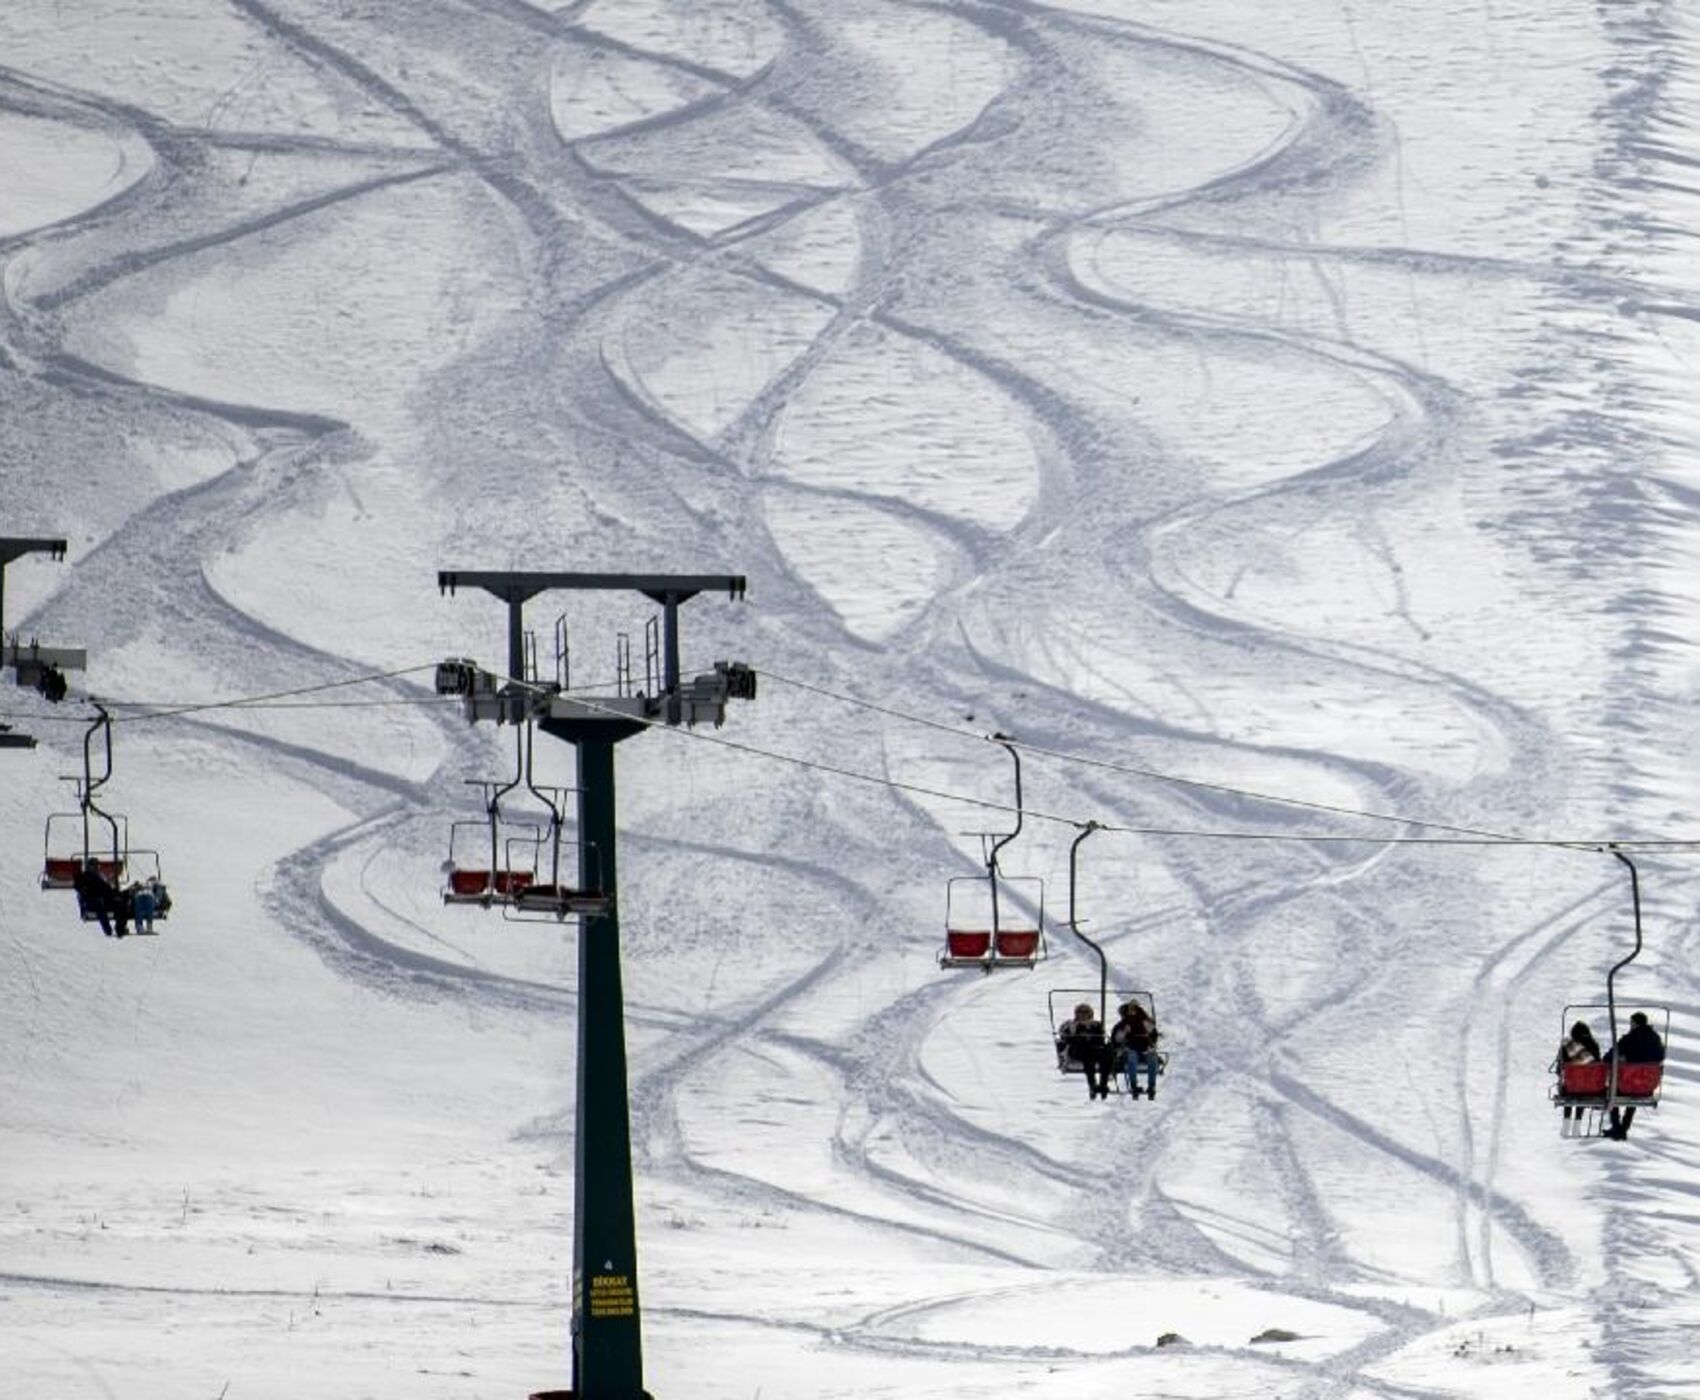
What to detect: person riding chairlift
<box><xmin>1554</xmin><ymin>1019</ymin><xmax>1602</xmax><ymax>1132</ymax></box>
<box><xmin>1057</xmin><ymin>1002</ymin><xmax>1112</xmax><ymax>1101</ymax></box>
<box><xmin>1602</xmin><ymin>1012</ymin><xmax>1665</xmax><ymax>1141</ymax></box>
<box><xmin>72</xmin><ymin>858</ymin><xmax>125</xmax><ymax>937</ymax></box>
<box><xmin>127</xmin><ymin>876</ymin><xmax>169</xmax><ymax>935</ymax></box>
<box><xmin>1112</xmin><ymin>1002</ymin><xmax>1161</xmax><ymax>1100</ymax></box>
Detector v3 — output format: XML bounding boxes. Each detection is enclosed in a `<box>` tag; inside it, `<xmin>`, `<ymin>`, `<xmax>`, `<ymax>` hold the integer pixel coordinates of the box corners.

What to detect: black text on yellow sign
<box><xmin>589</xmin><ymin>1273</ymin><xmax>636</xmax><ymax>1319</ymax></box>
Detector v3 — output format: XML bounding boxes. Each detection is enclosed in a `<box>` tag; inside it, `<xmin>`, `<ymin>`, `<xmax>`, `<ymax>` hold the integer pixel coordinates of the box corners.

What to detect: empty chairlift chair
<box><xmin>940</xmin><ymin>873</ymin><xmax>1047</xmax><ymax>970</ymax></box>
<box><xmin>938</xmin><ymin>731</ymin><xmax>1048</xmax><ymax>972</ymax></box>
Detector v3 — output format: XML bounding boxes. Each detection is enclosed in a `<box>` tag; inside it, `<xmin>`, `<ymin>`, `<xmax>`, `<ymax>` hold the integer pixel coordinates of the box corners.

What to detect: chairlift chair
<box><xmin>41</xmin><ymin>707</ymin><xmax>168</xmax><ymax>914</ymax></box>
<box><xmin>504</xmin><ymin>833</ymin><xmax>611</xmax><ymax>922</ymax></box>
<box><xmin>41</xmin><ymin>809</ymin><xmax>127</xmax><ymax>889</ymax></box>
<box><xmin>940</xmin><ymin>873</ymin><xmax>1046</xmax><ymax>969</ymax></box>
<box><xmin>1552</xmin><ymin>1001</ymin><xmax>1669</xmax><ymax>1138</ymax></box>
<box><xmin>1552</xmin><ymin>850</ymin><xmax>1670</xmax><ymax>1140</ymax></box>
<box><xmin>441</xmin><ymin>726</ymin><xmax>544</xmax><ymax>909</ymax></box>
<box><xmin>442</xmin><ymin>723</ymin><xmax>611</xmax><ymax>921</ymax></box>
<box><xmin>1042</xmin><ymin>823</ymin><xmax>1171</xmax><ymax>1099</ymax></box>
<box><xmin>442</xmin><ymin>815</ymin><xmax>542</xmax><ymax>905</ymax></box>
<box><xmin>1047</xmin><ymin>987</ymin><xmax>1167</xmax><ymax>1093</ymax></box>
<box><xmin>937</xmin><ymin>733</ymin><xmax>1048</xmax><ymax>971</ymax></box>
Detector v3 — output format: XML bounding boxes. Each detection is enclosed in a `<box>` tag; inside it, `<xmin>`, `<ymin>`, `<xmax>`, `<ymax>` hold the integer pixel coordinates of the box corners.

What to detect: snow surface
<box><xmin>3</xmin><ymin>1</ymin><xmax>1700</xmax><ymax>1397</ymax></box>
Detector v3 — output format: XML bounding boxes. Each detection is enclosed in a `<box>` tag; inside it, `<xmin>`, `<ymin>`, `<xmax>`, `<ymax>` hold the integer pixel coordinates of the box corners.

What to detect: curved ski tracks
<box><xmin>3</xmin><ymin>0</ymin><xmax>1688</xmax><ymax>1392</ymax></box>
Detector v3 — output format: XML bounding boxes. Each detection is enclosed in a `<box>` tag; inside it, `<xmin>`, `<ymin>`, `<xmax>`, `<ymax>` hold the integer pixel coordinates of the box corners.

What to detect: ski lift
<box><xmin>939</xmin><ymin>734</ymin><xmax>1046</xmax><ymax>971</ymax></box>
<box><xmin>1048</xmin><ymin>988</ymin><xmax>1165</xmax><ymax>1082</ymax></box>
<box><xmin>1048</xmin><ymin>824</ymin><xmax>1168</xmax><ymax>1098</ymax></box>
<box><xmin>40</xmin><ymin>705</ymin><xmax>170</xmax><ymax>925</ymax></box>
<box><xmin>1552</xmin><ymin>850</ymin><xmax>1669</xmax><ymax>1139</ymax></box>
<box><xmin>442</xmin><ymin>722</ymin><xmax>610</xmax><ymax>920</ymax></box>
<box><xmin>42</xmin><ymin>810</ymin><xmax>127</xmax><ymax>888</ymax></box>
<box><xmin>442</xmin><ymin>723</ymin><xmax>534</xmax><ymax>906</ymax></box>
<box><xmin>1</xmin><ymin>537</ymin><xmax>84</xmax><ymax>707</ymax></box>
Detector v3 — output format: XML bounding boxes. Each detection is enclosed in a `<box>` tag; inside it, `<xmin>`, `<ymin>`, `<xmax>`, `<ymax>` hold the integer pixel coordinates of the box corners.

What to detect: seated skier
<box><xmin>1603</xmin><ymin>1012</ymin><xmax>1665</xmax><ymax>1140</ymax></box>
<box><xmin>1111</xmin><ymin>1001</ymin><xmax>1161</xmax><ymax>1100</ymax></box>
<box><xmin>1057</xmin><ymin>1002</ymin><xmax>1113</xmax><ymax>1101</ymax></box>
<box><xmin>72</xmin><ymin>859</ymin><xmax>118</xmax><ymax>937</ymax></box>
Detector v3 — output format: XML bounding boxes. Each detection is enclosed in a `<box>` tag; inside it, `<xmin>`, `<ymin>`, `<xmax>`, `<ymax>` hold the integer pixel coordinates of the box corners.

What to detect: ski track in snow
<box><xmin>3</xmin><ymin>0</ymin><xmax>1698</xmax><ymax>1395</ymax></box>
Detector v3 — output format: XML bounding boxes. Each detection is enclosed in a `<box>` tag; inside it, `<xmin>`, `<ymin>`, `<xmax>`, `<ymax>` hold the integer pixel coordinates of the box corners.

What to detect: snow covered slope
<box><xmin>4</xmin><ymin>1</ymin><xmax>1699</xmax><ymax>1396</ymax></box>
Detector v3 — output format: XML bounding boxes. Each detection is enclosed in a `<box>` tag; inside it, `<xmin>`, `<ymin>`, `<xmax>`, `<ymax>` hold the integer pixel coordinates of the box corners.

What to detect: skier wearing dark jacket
<box><xmin>1058</xmin><ymin>1004</ymin><xmax>1112</xmax><ymax>1100</ymax></box>
<box><xmin>1604</xmin><ymin>1012</ymin><xmax>1665</xmax><ymax>1140</ymax></box>
<box><xmin>72</xmin><ymin>860</ymin><xmax>118</xmax><ymax>936</ymax></box>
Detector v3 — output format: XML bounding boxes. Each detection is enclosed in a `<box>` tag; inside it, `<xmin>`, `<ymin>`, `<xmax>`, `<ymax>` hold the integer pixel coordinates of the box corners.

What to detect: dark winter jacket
<box><xmin>1058</xmin><ymin>1016</ymin><xmax>1106</xmax><ymax>1059</ymax></box>
<box><xmin>72</xmin><ymin>866</ymin><xmax>113</xmax><ymax>915</ymax></box>
<box><xmin>1112</xmin><ymin>1010</ymin><xmax>1159</xmax><ymax>1055</ymax></box>
<box><xmin>1611</xmin><ymin>1022</ymin><xmax>1666</xmax><ymax>1064</ymax></box>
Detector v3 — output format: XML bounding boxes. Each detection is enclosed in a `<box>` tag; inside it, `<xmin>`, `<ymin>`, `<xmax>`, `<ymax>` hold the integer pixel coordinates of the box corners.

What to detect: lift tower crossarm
<box><xmin>1</xmin><ymin>537</ymin><xmax>68</xmax><ymax>566</ymax></box>
<box><xmin>437</xmin><ymin>570</ymin><xmax>745</xmax><ymax>601</ymax></box>
<box><xmin>439</xmin><ymin>571</ymin><xmax>746</xmax><ymax>727</ymax></box>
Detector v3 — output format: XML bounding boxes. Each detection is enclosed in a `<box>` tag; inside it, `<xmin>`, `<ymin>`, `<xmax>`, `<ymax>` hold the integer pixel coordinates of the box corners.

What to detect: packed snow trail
<box><xmin>3</xmin><ymin>2</ymin><xmax>1698</xmax><ymax>1397</ymax></box>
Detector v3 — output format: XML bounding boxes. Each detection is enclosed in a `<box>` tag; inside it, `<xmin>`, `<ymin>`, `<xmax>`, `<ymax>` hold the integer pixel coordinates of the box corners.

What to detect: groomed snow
<box><xmin>4</xmin><ymin>1</ymin><xmax>1699</xmax><ymax>1398</ymax></box>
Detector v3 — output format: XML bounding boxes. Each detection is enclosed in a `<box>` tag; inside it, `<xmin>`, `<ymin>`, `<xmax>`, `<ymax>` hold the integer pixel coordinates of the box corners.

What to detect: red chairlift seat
<box><xmin>943</xmin><ymin>929</ymin><xmax>991</xmax><ymax>962</ymax></box>
<box><xmin>1615</xmin><ymin>1062</ymin><xmax>1664</xmax><ymax>1100</ymax></box>
<box><xmin>446</xmin><ymin>868</ymin><xmax>494</xmax><ymax>901</ymax></box>
<box><xmin>443</xmin><ymin>866</ymin><xmax>538</xmax><ymax>905</ymax></box>
<box><xmin>1554</xmin><ymin>1061</ymin><xmax>1665</xmax><ymax>1102</ymax></box>
<box><xmin>995</xmin><ymin>928</ymin><xmax>1042</xmax><ymax>961</ymax></box>
<box><xmin>42</xmin><ymin>811</ymin><xmax>128</xmax><ymax>890</ymax></box>
<box><xmin>939</xmin><ymin>874</ymin><xmax>1046</xmax><ymax>971</ymax></box>
<box><xmin>43</xmin><ymin>855</ymin><xmax>123</xmax><ymax>889</ymax></box>
<box><xmin>1557</xmin><ymin>1062</ymin><xmax>1608</xmax><ymax>1099</ymax></box>
<box><xmin>442</xmin><ymin>814</ymin><xmax>545</xmax><ymax>906</ymax></box>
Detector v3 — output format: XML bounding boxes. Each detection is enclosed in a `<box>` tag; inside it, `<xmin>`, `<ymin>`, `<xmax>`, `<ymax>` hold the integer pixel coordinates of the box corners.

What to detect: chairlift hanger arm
<box><xmin>986</xmin><ymin>732</ymin><xmax>1024</xmax><ymax>870</ymax></box>
<box><xmin>1065</xmin><ymin>823</ymin><xmax>1109</xmax><ymax>1023</ymax></box>
<box><xmin>1606</xmin><ymin>848</ymin><xmax>1645</xmax><ymax>1055</ymax></box>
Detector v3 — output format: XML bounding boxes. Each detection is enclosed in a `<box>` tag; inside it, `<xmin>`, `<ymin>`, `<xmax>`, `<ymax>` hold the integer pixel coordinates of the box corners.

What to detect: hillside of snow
<box><xmin>4</xmin><ymin>2</ymin><xmax>1700</xmax><ymax>1397</ymax></box>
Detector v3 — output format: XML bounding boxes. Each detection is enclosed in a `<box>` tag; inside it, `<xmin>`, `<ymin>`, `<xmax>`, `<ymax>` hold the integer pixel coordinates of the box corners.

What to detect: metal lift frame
<box><xmin>438</xmin><ymin>569</ymin><xmax>748</xmax><ymax>1400</ymax></box>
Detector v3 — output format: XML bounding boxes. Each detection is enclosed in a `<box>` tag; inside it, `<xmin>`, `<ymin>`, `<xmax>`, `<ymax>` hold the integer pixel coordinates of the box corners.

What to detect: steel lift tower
<box><xmin>1</xmin><ymin>536</ymin><xmax>83</xmax><ymax>748</ymax></box>
<box><xmin>436</xmin><ymin>570</ymin><xmax>753</xmax><ymax>1400</ymax></box>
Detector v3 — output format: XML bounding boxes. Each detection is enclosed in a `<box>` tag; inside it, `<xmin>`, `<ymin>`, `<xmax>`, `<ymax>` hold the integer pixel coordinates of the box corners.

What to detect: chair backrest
<box><xmin>1560</xmin><ymin>1062</ymin><xmax>1608</xmax><ymax>1096</ymax></box>
<box><xmin>945</xmin><ymin>929</ymin><xmax>991</xmax><ymax>959</ymax></box>
<box><xmin>1616</xmin><ymin>1062</ymin><xmax>1663</xmax><ymax>1098</ymax></box>
<box><xmin>449</xmin><ymin>868</ymin><xmax>491</xmax><ymax>896</ymax></box>
<box><xmin>994</xmin><ymin>929</ymin><xmax>1041</xmax><ymax>959</ymax></box>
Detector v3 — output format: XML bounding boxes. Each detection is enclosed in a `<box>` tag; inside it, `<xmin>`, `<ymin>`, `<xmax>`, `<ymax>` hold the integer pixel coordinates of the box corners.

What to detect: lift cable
<box><xmin>99</xmin><ymin>662</ymin><xmax>446</xmax><ymax>723</ymax></box>
<box><xmin>0</xmin><ymin>659</ymin><xmax>689</xmax><ymax>728</ymax></box>
<box><xmin>754</xmin><ymin>666</ymin><xmax>1525</xmax><ymax>845</ymax></box>
<box><xmin>498</xmin><ymin>672</ymin><xmax>1700</xmax><ymax>852</ymax></box>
